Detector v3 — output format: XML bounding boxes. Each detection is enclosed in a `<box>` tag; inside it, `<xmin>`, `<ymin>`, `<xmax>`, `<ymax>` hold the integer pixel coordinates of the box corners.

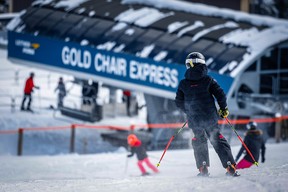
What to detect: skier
<box><xmin>20</xmin><ymin>72</ymin><xmax>40</xmax><ymax>112</ymax></box>
<box><xmin>175</xmin><ymin>52</ymin><xmax>240</xmax><ymax>177</ymax></box>
<box><xmin>54</xmin><ymin>77</ymin><xmax>66</xmax><ymax>108</ymax></box>
<box><xmin>235</xmin><ymin>121</ymin><xmax>266</xmax><ymax>169</ymax></box>
<box><xmin>123</xmin><ymin>90</ymin><xmax>131</xmax><ymax>116</ymax></box>
<box><xmin>127</xmin><ymin>134</ymin><xmax>159</xmax><ymax>176</ymax></box>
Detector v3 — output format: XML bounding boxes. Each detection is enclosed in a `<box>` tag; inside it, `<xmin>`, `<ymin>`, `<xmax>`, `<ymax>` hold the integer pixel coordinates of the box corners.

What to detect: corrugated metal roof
<box><xmin>9</xmin><ymin>0</ymin><xmax>288</xmax><ymax>77</ymax></box>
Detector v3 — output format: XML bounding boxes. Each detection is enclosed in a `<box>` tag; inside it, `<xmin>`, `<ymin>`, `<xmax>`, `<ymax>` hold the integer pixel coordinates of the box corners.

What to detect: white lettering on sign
<box><xmin>61</xmin><ymin>46</ymin><xmax>91</xmax><ymax>69</ymax></box>
<box><xmin>60</xmin><ymin>46</ymin><xmax>178</xmax><ymax>89</ymax></box>
<box><xmin>129</xmin><ymin>60</ymin><xmax>178</xmax><ymax>88</ymax></box>
<box><xmin>22</xmin><ymin>48</ymin><xmax>35</xmax><ymax>55</ymax></box>
<box><xmin>94</xmin><ymin>53</ymin><xmax>127</xmax><ymax>77</ymax></box>
<box><xmin>15</xmin><ymin>40</ymin><xmax>30</xmax><ymax>47</ymax></box>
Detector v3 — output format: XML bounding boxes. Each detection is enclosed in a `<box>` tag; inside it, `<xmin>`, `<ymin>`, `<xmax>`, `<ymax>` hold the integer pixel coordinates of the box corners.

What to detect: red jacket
<box><xmin>123</xmin><ymin>90</ymin><xmax>131</xmax><ymax>97</ymax></box>
<box><xmin>24</xmin><ymin>77</ymin><xmax>34</xmax><ymax>94</ymax></box>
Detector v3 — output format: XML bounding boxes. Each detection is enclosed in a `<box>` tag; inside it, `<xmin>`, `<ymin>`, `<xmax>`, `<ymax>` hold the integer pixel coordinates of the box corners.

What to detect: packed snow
<box><xmin>0</xmin><ymin>143</ymin><xmax>288</xmax><ymax>192</ymax></box>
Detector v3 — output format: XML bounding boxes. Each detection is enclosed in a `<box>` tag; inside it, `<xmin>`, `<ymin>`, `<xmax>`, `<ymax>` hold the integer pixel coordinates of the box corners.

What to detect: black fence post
<box><xmin>17</xmin><ymin>128</ymin><xmax>23</xmax><ymax>156</ymax></box>
<box><xmin>70</xmin><ymin>124</ymin><xmax>76</xmax><ymax>153</ymax></box>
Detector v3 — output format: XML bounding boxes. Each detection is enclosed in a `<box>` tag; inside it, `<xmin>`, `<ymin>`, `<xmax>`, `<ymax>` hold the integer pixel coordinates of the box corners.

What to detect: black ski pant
<box><xmin>21</xmin><ymin>93</ymin><xmax>32</xmax><ymax>110</ymax></box>
<box><xmin>191</xmin><ymin>126</ymin><xmax>236</xmax><ymax>169</ymax></box>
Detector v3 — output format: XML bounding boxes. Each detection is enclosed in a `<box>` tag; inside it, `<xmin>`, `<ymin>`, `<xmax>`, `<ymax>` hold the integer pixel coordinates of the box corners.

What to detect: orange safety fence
<box><xmin>0</xmin><ymin>115</ymin><xmax>287</xmax><ymax>135</ymax></box>
<box><xmin>1</xmin><ymin>115</ymin><xmax>287</xmax><ymax>156</ymax></box>
<box><xmin>218</xmin><ymin>115</ymin><xmax>288</xmax><ymax>125</ymax></box>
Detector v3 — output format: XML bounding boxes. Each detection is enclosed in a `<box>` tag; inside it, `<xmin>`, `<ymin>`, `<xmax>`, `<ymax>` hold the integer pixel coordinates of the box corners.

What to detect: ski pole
<box><xmin>156</xmin><ymin>121</ymin><xmax>187</xmax><ymax>168</ymax></box>
<box><xmin>225</xmin><ymin>117</ymin><xmax>259</xmax><ymax>166</ymax></box>
<box><xmin>124</xmin><ymin>154</ymin><xmax>129</xmax><ymax>174</ymax></box>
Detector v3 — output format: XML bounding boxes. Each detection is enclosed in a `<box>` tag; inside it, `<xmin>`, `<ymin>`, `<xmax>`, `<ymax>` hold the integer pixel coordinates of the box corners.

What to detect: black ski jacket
<box><xmin>128</xmin><ymin>141</ymin><xmax>148</xmax><ymax>160</ymax></box>
<box><xmin>235</xmin><ymin>129</ymin><xmax>266</xmax><ymax>163</ymax></box>
<box><xmin>175</xmin><ymin>64</ymin><xmax>227</xmax><ymax>130</ymax></box>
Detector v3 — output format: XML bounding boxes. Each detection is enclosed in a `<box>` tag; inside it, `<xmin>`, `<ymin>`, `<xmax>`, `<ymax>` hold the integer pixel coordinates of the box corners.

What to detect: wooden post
<box><xmin>70</xmin><ymin>124</ymin><xmax>76</xmax><ymax>153</ymax></box>
<box><xmin>17</xmin><ymin>128</ymin><xmax>23</xmax><ymax>156</ymax></box>
<box><xmin>240</xmin><ymin>0</ymin><xmax>249</xmax><ymax>12</ymax></box>
<box><xmin>130</xmin><ymin>125</ymin><xmax>135</xmax><ymax>132</ymax></box>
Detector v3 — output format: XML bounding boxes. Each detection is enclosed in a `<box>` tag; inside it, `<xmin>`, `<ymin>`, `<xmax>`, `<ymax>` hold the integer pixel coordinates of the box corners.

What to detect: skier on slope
<box><xmin>20</xmin><ymin>72</ymin><xmax>40</xmax><ymax>112</ymax></box>
<box><xmin>175</xmin><ymin>52</ymin><xmax>240</xmax><ymax>177</ymax></box>
<box><xmin>235</xmin><ymin>121</ymin><xmax>266</xmax><ymax>169</ymax></box>
<box><xmin>127</xmin><ymin>134</ymin><xmax>159</xmax><ymax>176</ymax></box>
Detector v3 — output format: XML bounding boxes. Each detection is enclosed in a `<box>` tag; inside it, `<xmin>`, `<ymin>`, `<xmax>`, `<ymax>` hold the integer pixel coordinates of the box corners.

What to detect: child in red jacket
<box><xmin>127</xmin><ymin>134</ymin><xmax>159</xmax><ymax>176</ymax></box>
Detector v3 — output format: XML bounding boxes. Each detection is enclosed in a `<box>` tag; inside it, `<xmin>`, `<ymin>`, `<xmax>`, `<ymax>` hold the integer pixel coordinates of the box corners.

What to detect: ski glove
<box><xmin>218</xmin><ymin>107</ymin><xmax>229</xmax><ymax>118</ymax></box>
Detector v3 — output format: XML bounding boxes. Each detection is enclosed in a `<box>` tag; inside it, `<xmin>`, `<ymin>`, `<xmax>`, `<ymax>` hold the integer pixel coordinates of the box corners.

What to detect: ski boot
<box><xmin>26</xmin><ymin>108</ymin><xmax>34</xmax><ymax>113</ymax></box>
<box><xmin>197</xmin><ymin>161</ymin><xmax>210</xmax><ymax>177</ymax></box>
<box><xmin>142</xmin><ymin>172</ymin><xmax>150</xmax><ymax>176</ymax></box>
<box><xmin>226</xmin><ymin>161</ymin><xmax>240</xmax><ymax>177</ymax></box>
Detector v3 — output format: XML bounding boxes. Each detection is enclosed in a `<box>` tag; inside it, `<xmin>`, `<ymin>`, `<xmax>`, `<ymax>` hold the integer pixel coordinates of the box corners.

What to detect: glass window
<box><xmin>238</xmin><ymin>84</ymin><xmax>253</xmax><ymax>93</ymax></box>
<box><xmin>244</xmin><ymin>62</ymin><xmax>257</xmax><ymax>72</ymax></box>
<box><xmin>65</xmin><ymin>18</ymin><xmax>99</xmax><ymax>42</ymax></box>
<box><xmin>280</xmin><ymin>48</ymin><xmax>288</xmax><ymax>69</ymax></box>
<box><xmin>209</xmin><ymin>46</ymin><xmax>246</xmax><ymax>72</ymax></box>
<box><xmin>261</xmin><ymin>48</ymin><xmax>278</xmax><ymax>70</ymax></box>
<box><xmin>146</xmin><ymin>33</ymin><xmax>178</xmax><ymax>58</ymax></box>
<box><xmin>237</xmin><ymin>84</ymin><xmax>254</xmax><ymax>109</ymax></box>
<box><xmin>260</xmin><ymin>74</ymin><xmax>277</xmax><ymax>94</ymax></box>
<box><xmin>49</xmin><ymin>14</ymin><xmax>84</xmax><ymax>37</ymax></box>
<box><xmin>35</xmin><ymin>11</ymin><xmax>66</xmax><ymax>36</ymax></box>
<box><xmin>124</xmin><ymin>29</ymin><xmax>163</xmax><ymax>53</ymax></box>
<box><xmin>176</xmin><ymin>39</ymin><xmax>214</xmax><ymax>64</ymax></box>
<box><xmin>280</xmin><ymin>72</ymin><xmax>288</xmax><ymax>94</ymax></box>
<box><xmin>82</xmin><ymin>20</ymin><xmax>114</xmax><ymax>44</ymax></box>
<box><xmin>22</xmin><ymin>8</ymin><xmax>54</xmax><ymax>33</ymax></box>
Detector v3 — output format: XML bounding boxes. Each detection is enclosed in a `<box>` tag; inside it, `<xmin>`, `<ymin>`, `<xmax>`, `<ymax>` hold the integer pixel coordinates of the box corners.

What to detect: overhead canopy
<box><xmin>7</xmin><ymin>0</ymin><xmax>288</xmax><ymax>98</ymax></box>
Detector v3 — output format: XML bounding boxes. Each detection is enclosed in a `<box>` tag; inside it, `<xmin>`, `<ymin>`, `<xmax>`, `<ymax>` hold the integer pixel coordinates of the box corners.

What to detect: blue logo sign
<box><xmin>8</xmin><ymin>31</ymin><xmax>233</xmax><ymax>98</ymax></box>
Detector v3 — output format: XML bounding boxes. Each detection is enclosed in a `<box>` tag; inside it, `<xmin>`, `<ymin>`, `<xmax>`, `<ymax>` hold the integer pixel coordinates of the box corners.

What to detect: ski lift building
<box><xmin>6</xmin><ymin>0</ymin><xmax>288</xmax><ymax>119</ymax></box>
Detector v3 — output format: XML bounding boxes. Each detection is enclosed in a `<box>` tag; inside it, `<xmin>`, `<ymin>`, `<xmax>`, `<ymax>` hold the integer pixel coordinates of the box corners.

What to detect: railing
<box><xmin>0</xmin><ymin>115</ymin><xmax>288</xmax><ymax>156</ymax></box>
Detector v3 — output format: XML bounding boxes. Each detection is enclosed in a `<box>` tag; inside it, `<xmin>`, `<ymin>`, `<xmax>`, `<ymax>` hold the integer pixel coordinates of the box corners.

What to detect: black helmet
<box><xmin>185</xmin><ymin>52</ymin><xmax>205</xmax><ymax>69</ymax></box>
<box><xmin>246</xmin><ymin>121</ymin><xmax>257</xmax><ymax>130</ymax></box>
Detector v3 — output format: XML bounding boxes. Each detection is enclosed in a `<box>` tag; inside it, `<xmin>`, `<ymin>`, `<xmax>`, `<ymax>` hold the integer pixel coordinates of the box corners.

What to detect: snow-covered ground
<box><xmin>0</xmin><ymin>143</ymin><xmax>287</xmax><ymax>192</ymax></box>
<box><xmin>1</xmin><ymin>47</ymin><xmax>288</xmax><ymax>191</ymax></box>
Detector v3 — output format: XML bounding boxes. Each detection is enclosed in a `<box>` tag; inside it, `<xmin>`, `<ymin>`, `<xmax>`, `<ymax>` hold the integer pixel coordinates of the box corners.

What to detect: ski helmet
<box><xmin>246</xmin><ymin>121</ymin><xmax>257</xmax><ymax>130</ymax></box>
<box><xmin>185</xmin><ymin>52</ymin><xmax>206</xmax><ymax>69</ymax></box>
<box><xmin>127</xmin><ymin>134</ymin><xmax>139</xmax><ymax>146</ymax></box>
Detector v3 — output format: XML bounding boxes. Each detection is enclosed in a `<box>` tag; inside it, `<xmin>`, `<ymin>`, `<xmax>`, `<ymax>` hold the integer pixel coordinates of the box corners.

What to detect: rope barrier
<box><xmin>0</xmin><ymin>115</ymin><xmax>287</xmax><ymax>135</ymax></box>
<box><xmin>0</xmin><ymin>130</ymin><xmax>18</xmax><ymax>134</ymax></box>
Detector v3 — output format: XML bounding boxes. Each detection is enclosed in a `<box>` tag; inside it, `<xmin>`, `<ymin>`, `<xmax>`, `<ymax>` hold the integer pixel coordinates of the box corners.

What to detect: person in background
<box><xmin>127</xmin><ymin>134</ymin><xmax>159</xmax><ymax>176</ymax></box>
<box><xmin>123</xmin><ymin>90</ymin><xmax>131</xmax><ymax>116</ymax></box>
<box><xmin>20</xmin><ymin>72</ymin><xmax>39</xmax><ymax>112</ymax></box>
<box><xmin>235</xmin><ymin>121</ymin><xmax>266</xmax><ymax>169</ymax></box>
<box><xmin>175</xmin><ymin>52</ymin><xmax>239</xmax><ymax>177</ymax></box>
<box><xmin>54</xmin><ymin>77</ymin><xmax>66</xmax><ymax>108</ymax></box>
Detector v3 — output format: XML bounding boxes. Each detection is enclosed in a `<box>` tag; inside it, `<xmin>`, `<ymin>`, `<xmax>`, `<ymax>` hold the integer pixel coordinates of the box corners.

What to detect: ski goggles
<box><xmin>185</xmin><ymin>58</ymin><xmax>205</xmax><ymax>69</ymax></box>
